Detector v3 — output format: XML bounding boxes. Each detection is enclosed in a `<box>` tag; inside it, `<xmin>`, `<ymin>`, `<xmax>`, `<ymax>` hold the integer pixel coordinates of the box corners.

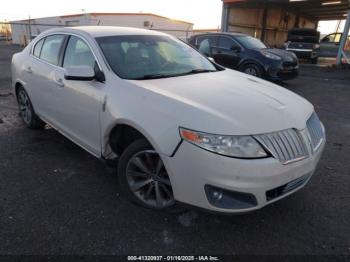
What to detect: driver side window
<box><xmin>219</xmin><ymin>36</ymin><xmax>237</xmax><ymax>50</ymax></box>
<box><xmin>322</xmin><ymin>33</ymin><xmax>341</xmax><ymax>44</ymax></box>
<box><xmin>63</xmin><ymin>36</ymin><xmax>96</xmax><ymax>68</ymax></box>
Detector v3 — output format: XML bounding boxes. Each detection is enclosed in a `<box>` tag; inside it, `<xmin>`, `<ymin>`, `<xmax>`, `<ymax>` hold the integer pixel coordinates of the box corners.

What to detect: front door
<box><xmin>213</xmin><ymin>36</ymin><xmax>241</xmax><ymax>69</ymax></box>
<box><xmin>51</xmin><ymin>35</ymin><xmax>104</xmax><ymax>156</ymax></box>
<box><xmin>320</xmin><ymin>33</ymin><xmax>342</xmax><ymax>57</ymax></box>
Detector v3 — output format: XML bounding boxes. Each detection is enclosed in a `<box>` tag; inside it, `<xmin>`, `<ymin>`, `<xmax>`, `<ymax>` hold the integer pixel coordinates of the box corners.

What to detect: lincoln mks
<box><xmin>11</xmin><ymin>27</ymin><xmax>325</xmax><ymax>213</ymax></box>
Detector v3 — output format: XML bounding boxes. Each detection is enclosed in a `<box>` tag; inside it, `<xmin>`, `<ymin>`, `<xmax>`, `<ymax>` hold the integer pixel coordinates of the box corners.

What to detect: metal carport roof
<box><xmin>223</xmin><ymin>0</ymin><xmax>350</xmax><ymax>21</ymax></box>
<box><xmin>222</xmin><ymin>0</ymin><xmax>350</xmax><ymax>65</ymax></box>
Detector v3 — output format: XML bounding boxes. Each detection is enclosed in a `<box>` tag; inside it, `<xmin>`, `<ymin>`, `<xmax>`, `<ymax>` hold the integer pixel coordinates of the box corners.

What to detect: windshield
<box><xmin>287</xmin><ymin>30</ymin><xmax>320</xmax><ymax>43</ymax></box>
<box><xmin>235</xmin><ymin>36</ymin><xmax>267</xmax><ymax>49</ymax></box>
<box><xmin>96</xmin><ymin>35</ymin><xmax>217</xmax><ymax>80</ymax></box>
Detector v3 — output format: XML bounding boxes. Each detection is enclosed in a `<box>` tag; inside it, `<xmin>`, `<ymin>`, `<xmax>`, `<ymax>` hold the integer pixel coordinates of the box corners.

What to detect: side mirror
<box><xmin>231</xmin><ymin>45</ymin><xmax>241</xmax><ymax>52</ymax></box>
<box><xmin>64</xmin><ymin>66</ymin><xmax>95</xmax><ymax>81</ymax></box>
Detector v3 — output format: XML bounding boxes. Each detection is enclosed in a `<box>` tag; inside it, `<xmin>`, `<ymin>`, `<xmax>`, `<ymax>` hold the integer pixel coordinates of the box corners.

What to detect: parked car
<box><xmin>12</xmin><ymin>26</ymin><xmax>325</xmax><ymax>213</ymax></box>
<box><xmin>283</xmin><ymin>28</ymin><xmax>320</xmax><ymax>64</ymax></box>
<box><xmin>320</xmin><ymin>32</ymin><xmax>350</xmax><ymax>58</ymax></box>
<box><xmin>188</xmin><ymin>32</ymin><xmax>299</xmax><ymax>82</ymax></box>
<box><xmin>0</xmin><ymin>35</ymin><xmax>10</xmax><ymax>41</ymax></box>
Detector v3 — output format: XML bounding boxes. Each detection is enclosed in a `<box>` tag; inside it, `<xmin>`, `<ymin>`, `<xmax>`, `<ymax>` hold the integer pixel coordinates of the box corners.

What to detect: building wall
<box><xmin>0</xmin><ymin>22</ymin><xmax>11</xmax><ymax>40</ymax></box>
<box><xmin>10</xmin><ymin>14</ymin><xmax>193</xmax><ymax>45</ymax></box>
<box><xmin>227</xmin><ymin>7</ymin><xmax>317</xmax><ymax>47</ymax></box>
<box><xmin>91</xmin><ymin>14</ymin><xmax>193</xmax><ymax>39</ymax></box>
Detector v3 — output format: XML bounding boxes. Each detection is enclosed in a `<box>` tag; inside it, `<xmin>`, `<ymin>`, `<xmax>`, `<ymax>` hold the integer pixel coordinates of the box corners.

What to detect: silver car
<box><xmin>12</xmin><ymin>26</ymin><xmax>325</xmax><ymax>213</ymax></box>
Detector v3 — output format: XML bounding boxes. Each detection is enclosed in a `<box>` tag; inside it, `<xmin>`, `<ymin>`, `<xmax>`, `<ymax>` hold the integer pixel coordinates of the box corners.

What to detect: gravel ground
<box><xmin>0</xmin><ymin>42</ymin><xmax>349</xmax><ymax>257</ymax></box>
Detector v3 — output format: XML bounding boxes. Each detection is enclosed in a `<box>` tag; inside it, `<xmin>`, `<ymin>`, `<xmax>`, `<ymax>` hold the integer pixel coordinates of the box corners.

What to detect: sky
<box><xmin>0</xmin><ymin>0</ymin><xmax>345</xmax><ymax>32</ymax></box>
<box><xmin>0</xmin><ymin>0</ymin><xmax>222</xmax><ymax>29</ymax></box>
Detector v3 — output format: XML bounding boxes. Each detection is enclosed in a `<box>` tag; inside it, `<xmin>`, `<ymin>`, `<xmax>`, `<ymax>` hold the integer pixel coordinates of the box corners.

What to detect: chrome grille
<box><xmin>288</xmin><ymin>42</ymin><xmax>314</xmax><ymax>49</ymax></box>
<box><xmin>306</xmin><ymin>112</ymin><xmax>324</xmax><ymax>151</ymax></box>
<box><xmin>254</xmin><ymin>129</ymin><xmax>308</xmax><ymax>165</ymax></box>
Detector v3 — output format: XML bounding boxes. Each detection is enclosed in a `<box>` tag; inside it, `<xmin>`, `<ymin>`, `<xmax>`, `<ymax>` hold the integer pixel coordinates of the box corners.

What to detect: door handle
<box><xmin>54</xmin><ymin>78</ymin><xmax>64</xmax><ymax>87</ymax></box>
<box><xmin>25</xmin><ymin>66</ymin><xmax>32</xmax><ymax>74</ymax></box>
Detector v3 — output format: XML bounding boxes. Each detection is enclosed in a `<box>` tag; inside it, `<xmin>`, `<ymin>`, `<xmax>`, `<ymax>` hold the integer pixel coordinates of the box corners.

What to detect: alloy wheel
<box><xmin>17</xmin><ymin>90</ymin><xmax>32</xmax><ymax>125</ymax></box>
<box><xmin>244</xmin><ymin>67</ymin><xmax>257</xmax><ymax>76</ymax></box>
<box><xmin>126</xmin><ymin>150</ymin><xmax>175</xmax><ymax>208</ymax></box>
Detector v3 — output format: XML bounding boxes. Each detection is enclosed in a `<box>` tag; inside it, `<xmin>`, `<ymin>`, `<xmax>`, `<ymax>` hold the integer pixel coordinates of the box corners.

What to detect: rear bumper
<box><xmin>163</xmin><ymin>138</ymin><xmax>325</xmax><ymax>214</ymax></box>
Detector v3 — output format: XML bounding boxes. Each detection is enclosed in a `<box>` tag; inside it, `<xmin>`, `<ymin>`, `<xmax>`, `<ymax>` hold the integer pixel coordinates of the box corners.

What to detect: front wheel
<box><xmin>117</xmin><ymin>139</ymin><xmax>178</xmax><ymax>211</ymax></box>
<box><xmin>16</xmin><ymin>86</ymin><xmax>45</xmax><ymax>129</ymax></box>
<box><xmin>240</xmin><ymin>63</ymin><xmax>263</xmax><ymax>78</ymax></box>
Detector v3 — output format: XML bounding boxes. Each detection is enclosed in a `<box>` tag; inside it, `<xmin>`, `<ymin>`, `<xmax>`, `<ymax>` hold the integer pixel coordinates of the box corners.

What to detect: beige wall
<box><xmin>10</xmin><ymin>14</ymin><xmax>193</xmax><ymax>44</ymax></box>
<box><xmin>227</xmin><ymin>7</ymin><xmax>317</xmax><ymax>47</ymax></box>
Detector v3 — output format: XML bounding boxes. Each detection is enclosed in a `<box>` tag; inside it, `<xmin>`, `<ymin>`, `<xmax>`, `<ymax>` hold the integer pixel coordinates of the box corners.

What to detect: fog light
<box><xmin>211</xmin><ymin>189</ymin><xmax>223</xmax><ymax>202</ymax></box>
<box><xmin>205</xmin><ymin>185</ymin><xmax>257</xmax><ymax>210</ymax></box>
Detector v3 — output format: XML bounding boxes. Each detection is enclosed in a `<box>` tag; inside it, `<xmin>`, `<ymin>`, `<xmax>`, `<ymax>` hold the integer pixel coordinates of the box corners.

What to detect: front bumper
<box><xmin>267</xmin><ymin>67</ymin><xmax>298</xmax><ymax>81</ymax></box>
<box><xmin>163</xmin><ymin>138</ymin><xmax>325</xmax><ymax>214</ymax></box>
<box><xmin>265</xmin><ymin>61</ymin><xmax>299</xmax><ymax>81</ymax></box>
<box><xmin>286</xmin><ymin>49</ymin><xmax>319</xmax><ymax>59</ymax></box>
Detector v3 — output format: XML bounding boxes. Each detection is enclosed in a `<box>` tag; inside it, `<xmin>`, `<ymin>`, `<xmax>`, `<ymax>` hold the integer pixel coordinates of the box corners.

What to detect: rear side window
<box><xmin>40</xmin><ymin>35</ymin><xmax>65</xmax><ymax>66</ymax></box>
<box><xmin>197</xmin><ymin>35</ymin><xmax>218</xmax><ymax>56</ymax></box>
<box><xmin>63</xmin><ymin>36</ymin><xmax>96</xmax><ymax>68</ymax></box>
<box><xmin>33</xmin><ymin>38</ymin><xmax>44</xmax><ymax>58</ymax></box>
<box><xmin>196</xmin><ymin>35</ymin><xmax>218</xmax><ymax>47</ymax></box>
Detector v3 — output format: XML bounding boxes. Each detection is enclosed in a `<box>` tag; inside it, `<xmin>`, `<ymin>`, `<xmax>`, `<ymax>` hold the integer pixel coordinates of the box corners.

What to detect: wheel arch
<box><xmin>103</xmin><ymin>119</ymin><xmax>163</xmax><ymax>159</ymax></box>
<box><xmin>14</xmin><ymin>80</ymin><xmax>26</xmax><ymax>97</ymax></box>
<box><xmin>238</xmin><ymin>58</ymin><xmax>265</xmax><ymax>71</ymax></box>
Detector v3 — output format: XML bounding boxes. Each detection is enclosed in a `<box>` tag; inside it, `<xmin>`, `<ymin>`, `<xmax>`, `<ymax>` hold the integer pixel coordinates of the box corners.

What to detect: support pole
<box><xmin>28</xmin><ymin>16</ymin><xmax>32</xmax><ymax>41</ymax></box>
<box><xmin>221</xmin><ymin>3</ymin><xmax>230</xmax><ymax>32</ymax></box>
<box><xmin>336</xmin><ymin>10</ymin><xmax>350</xmax><ymax>66</ymax></box>
<box><xmin>260</xmin><ymin>6</ymin><xmax>268</xmax><ymax>42</ymax></box>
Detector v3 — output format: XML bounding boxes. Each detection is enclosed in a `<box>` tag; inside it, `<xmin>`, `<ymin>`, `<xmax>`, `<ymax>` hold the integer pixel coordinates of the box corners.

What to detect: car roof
<box><xmin>191</xmin><ymin>32</ymin><xmax>247</xmax><ymax>38</ymax></box>
<box><xmin>288</xmin><ymin>28</ymin><xmax>319</xmax><ymax>33</ymax></box>
<box><xmin>43</xmin><ymin>26</ymin><xmax>168</xmax><ymax>38</ymax></box>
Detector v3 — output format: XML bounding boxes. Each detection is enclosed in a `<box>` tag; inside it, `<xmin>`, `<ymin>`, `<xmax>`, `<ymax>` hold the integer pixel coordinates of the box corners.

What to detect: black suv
<box><xmin>283</xmin><ymin>28</ymin><xmax>320</xmax><ymax>64</ymax></box>
<box><xmin>188</xmin><ymin>32</ymin><xmax>299</xmax><ymax>81</ymax></box>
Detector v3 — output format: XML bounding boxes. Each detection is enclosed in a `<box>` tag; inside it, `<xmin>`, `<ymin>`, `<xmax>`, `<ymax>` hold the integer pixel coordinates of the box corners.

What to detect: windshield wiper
<box><xmin>131</xmin><ymin>74</ymin><xmax>170</xmax><ymax>80</ymax></box>
<box><xmin>131</xmin><ymin>69</ymin><xmax>217</xmax><ymax>80</ymax></box>
<box><xmin>188</xmin><ymin>69</ymin><xmax>217</xmax><ymax>74</ymax></box>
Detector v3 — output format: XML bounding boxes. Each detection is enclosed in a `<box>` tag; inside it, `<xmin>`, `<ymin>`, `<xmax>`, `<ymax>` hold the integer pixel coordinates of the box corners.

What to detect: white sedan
<box><xmin>11</xmin><ymin>26</ymin><xmax>325</xmax><ymax>213</ymax></box>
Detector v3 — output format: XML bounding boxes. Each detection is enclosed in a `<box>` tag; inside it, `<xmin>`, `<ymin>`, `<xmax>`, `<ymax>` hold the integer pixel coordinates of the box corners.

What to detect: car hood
<box><xmin>128</xmin><ymin>69</ymin><xmax>313</xmax><ymax>135</ymax></box>
<box><xmin>264</xmin><ymin>48</ymin><xmax>297</xmax><ymax>62</ymax></box>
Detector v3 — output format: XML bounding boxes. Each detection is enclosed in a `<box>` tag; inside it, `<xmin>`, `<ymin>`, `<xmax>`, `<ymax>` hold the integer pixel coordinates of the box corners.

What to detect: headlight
<box><xmin>260</xmin><ymin>50</ymin><xmax>282</xmax><ymax>60</ymax></box>
<box><xmin>283</xmin><ymin>41</ymin><xmax>291</xmax><ymax>49</ymax></box>
<box><xmin>179</xmin><ymin>128</ymin><xmax>268</xmax><ymax>158</ymax></box>
<box><xmin>314</xmin><ymin>44</ymin><xmax>320</xmax><ymax>49</ymax></box>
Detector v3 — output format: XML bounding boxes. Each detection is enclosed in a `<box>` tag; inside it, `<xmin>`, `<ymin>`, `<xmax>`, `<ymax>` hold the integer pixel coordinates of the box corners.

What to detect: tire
<box><xmin>240</xmin><ymin>63</ymin><xmax>263</xmax><ymax>78</ymax></box>
<box><xmin>16</xmin><ymin>86</ymin><xmax>46</xmax><ymax>129</ymax></box>
<box><xmin>117</xmin><ymin>138</ymin><xmax>181</xmax><ymax>212</ymax></box>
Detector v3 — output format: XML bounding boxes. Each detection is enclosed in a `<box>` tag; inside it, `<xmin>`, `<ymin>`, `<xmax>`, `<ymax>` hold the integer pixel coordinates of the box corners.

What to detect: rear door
<box><xmin>50</xmin><ymin>35</ymin><xmax>105</xmax><ymax>156</ymax></box>
<box><xmin>27</xmin><ymin>34</ymin><xmax>66</xmax><ymax>122</ymax></box>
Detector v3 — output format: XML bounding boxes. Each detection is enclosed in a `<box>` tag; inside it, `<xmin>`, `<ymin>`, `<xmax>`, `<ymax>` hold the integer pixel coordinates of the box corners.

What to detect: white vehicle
<box><xmin>11</xmin><ymin>26</ymin><xmax>325</xmax><ymax>213</ymax></box>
